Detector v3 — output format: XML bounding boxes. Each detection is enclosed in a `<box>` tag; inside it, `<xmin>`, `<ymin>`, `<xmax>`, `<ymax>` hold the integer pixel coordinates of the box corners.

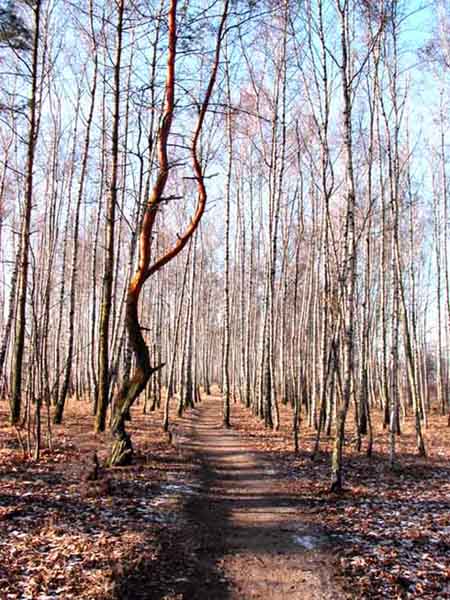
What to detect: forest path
<box><xmin>172</xmin><ymin>395</ymin><xmax>345</xmax><ymax>600</ymax></box>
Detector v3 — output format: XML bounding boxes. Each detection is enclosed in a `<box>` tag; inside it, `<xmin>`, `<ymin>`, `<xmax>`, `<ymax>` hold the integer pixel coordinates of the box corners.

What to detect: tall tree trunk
<box><xmin>10</xmin><ymin>0</ymin><xmax>42</xmax><ymax>424</ymax></box>
<box><xmin>330</xmin><ymin>0</ymin><xmax>358</xmax><ymax>492</ymax></box>
<box><xmin>96</xmin><ymin>0</ymin><xmax>125</xmax><ymax>433</ymax></box>
<box><xmin>222</xmin><ymin>48</ymin><xmax>232</xmax><ymax>428</ymax></box>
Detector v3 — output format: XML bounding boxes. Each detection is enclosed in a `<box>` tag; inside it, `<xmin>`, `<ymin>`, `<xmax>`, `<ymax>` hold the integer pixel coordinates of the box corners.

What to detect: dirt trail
<box><xmin>172</xmin><ymin>396</ymin><xmax>346</xmax><ymax>600</ymax></box>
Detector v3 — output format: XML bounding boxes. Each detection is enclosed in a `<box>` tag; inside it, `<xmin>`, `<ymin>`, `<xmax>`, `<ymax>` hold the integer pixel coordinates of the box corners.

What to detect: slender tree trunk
<box><xmin>222</xmin><ymin>49</ymin><xmax>232</xmax><ymax>428</ymax></box>
<box><xmin>96</xmin><ymin>0</ymin><xmax>125</xmax><ymax>433</ymax></box>
<box><xmin>330</xmin><ymin>1</ymin><xmax>358</xmax><ymax>492</ymax></box>
<box><xmin>10</xmin><ymin>0</ymin><xmax>42</xmax><ymax>425</ymax></box>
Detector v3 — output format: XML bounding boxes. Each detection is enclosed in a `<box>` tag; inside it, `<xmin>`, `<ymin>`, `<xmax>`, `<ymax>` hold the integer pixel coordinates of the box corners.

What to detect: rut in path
<box><xmin>173</xmin><ymin>396</ymin><xmax>346</xmax><ymax>600</ymax></box>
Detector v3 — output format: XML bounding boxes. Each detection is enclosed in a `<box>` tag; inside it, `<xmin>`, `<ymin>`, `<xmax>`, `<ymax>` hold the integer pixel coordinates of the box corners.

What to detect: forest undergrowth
<box><xmin>0</xmin><ymin>396</ymin><xmax>449</xmax><ymax>599</ymax></box>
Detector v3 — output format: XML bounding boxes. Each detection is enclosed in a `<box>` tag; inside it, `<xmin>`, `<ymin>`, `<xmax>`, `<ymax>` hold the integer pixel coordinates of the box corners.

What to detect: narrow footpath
<box><xmin>170</xmin><ymin>396</ymin><xmax>346</xmax><ymax>600</ymax></box>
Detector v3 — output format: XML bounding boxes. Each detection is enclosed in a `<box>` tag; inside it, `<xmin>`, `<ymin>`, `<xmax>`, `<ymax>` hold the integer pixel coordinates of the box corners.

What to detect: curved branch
<box><xmin>146</xmin><ymin>0</ymin><xmax>230</xmax><ymax>278</ymax></box>
<box><xmin>129</xmin><ymin>0</ymin><xmax>177</xmax><ymax>301</ymax></box>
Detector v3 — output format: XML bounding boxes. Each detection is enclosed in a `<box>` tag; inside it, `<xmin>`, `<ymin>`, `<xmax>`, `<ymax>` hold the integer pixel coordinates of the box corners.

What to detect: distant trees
<box><xmin>0</xmin><ymin>0</ymin><xmax>448</xmax><ymax>489</ymax></box>
<box><xmin>427</xmin><ymin>0</ymin><xmax>450</xmax><ymax>424</ymax></box>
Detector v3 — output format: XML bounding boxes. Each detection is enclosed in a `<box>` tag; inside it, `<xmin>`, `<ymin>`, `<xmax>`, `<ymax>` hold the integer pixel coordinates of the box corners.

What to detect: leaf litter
<box><xmin>0</xmin><ymin>399</ymin><xmax>449</xmax><ymax>599</ymax></box>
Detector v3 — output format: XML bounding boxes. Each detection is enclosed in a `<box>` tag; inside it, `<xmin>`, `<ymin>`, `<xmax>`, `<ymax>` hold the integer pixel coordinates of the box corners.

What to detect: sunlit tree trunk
<box><xmin>10</xmin><ymin>0</ymin><xmax>42</xmax><ymax>424</ymax></box>
<box><xmin>222</xmin><ymin>48</ymin><xmax>232</xmax><ymax>428</ymax></box>
<box><xmin>330</xmin><ymin>0</ymin><xmax>358</xmax><ymax>492</ymax></box>
<box><xmin>96</xmin><ymin>0</ymin><xmax>125</xmax><ymax>433</ymax></box>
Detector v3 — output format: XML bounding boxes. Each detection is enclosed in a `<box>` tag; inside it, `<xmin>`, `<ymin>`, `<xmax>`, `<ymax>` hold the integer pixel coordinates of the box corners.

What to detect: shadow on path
<box><xmin>174</xmin><ymin>397</ymin><xmax>345</xmax><ymax>600</ymax></box>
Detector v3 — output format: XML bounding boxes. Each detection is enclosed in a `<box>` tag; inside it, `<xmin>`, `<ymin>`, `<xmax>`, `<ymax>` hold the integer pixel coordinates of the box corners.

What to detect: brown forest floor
<box><xmin>0</xmin><ymin>393</ymin><xmax>449</xmax><ymax>599</ymax></box>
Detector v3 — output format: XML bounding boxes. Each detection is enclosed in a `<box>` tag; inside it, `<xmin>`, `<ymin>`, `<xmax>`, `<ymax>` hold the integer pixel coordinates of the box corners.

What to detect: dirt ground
<box><xmin>173</xmin><ymin>397</ymin><xmax>345</xmax><ymax>599</ymax></box>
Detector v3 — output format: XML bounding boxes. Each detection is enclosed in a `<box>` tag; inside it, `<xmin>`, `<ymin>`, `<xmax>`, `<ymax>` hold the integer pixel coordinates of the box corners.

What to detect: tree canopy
<box><xmin>0</xmin><ymin>0</ymin><xmax>31</xmax><ymax>51</ymax></box>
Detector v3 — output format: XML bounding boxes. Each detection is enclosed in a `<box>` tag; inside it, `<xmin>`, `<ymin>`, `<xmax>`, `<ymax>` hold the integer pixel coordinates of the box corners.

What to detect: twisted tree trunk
<box><xmin>108</xmin><ymin>0</ymin><xmax>229</xmax><ymax>466</ymax></box>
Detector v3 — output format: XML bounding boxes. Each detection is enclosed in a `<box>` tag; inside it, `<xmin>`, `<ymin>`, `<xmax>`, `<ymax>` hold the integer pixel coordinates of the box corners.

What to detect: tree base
<box><xmin>329</xmin><ymin>472</ymin><xmax>343</xmax><ymax>493</ymax></box>
<box><xmin>53</xmin><ymin>403</ymin><xmax>63</xmax><ymax>425</ymax></box>
<box><xmin>330</xmin><ymin>481</ymin><xmax>343</xmax><ymax>493</ymax></box>
<box><xmin>108</xmin><ymin>431</ymin><xmax>133</xmax><ymax>467</ymax></box>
